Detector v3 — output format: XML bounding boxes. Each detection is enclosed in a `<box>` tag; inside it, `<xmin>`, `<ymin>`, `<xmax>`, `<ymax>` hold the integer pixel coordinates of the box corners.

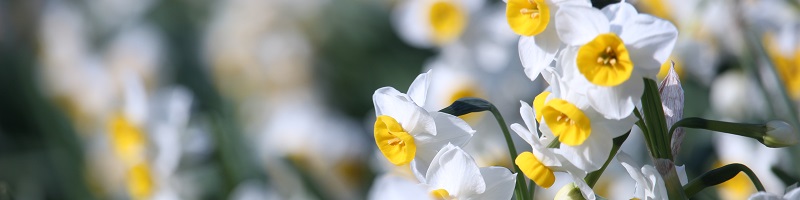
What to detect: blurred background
<box><xmin>0</xmin><ymin>0</ymin><xmax>799</xmax><ymax>199</ymax></box>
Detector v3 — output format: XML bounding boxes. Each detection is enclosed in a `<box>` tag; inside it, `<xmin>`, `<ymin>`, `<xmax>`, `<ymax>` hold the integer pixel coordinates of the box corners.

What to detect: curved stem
<box><xmin>489</xmin><ymin>105</ymin><xmax>530</xmax><ymax>200</ymax></box>
<box><xmin>683</xmin><ymin>163</ymin><xmax>765</xmax><ymax>197</ymax></box>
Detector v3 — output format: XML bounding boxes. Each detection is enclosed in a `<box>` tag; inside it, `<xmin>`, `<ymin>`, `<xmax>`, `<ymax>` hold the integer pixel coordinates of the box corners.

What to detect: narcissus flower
<box><xmin>372</xmin><ymin>71</ymin><xmax>474</xmax><ymax>176</ymax></box>
<box><xmin>535</xmin><ymin>68</ymin><xmax>636</xmax><ymax>172</ymax></box>
<box><xmin>555</xmin><ymin>2</ymin><xmax>678</xmax><ymax>119</ymax></box>
<box><xmin>421</xmin><ymin>144</ymin><xmax>516</xmax><ymax>200</ymax></box>
<box><xmin>393</xmin><ymin>0</ymin><xmax>482</xmax><ymax>48</ymax></box>
<box><xmin>511</xmin><ymin>0</ymin><xmax>591</xmax><ymax>82</ymax></box>
<box><xmin>511</xmin><ymin>101</ymin><xmax>583</xmax><ymax>188</ymax></box>
<box><xmin>367</xmin><ymin>144</ymin><xmax>516</xmax><ymax>200</ymax></box>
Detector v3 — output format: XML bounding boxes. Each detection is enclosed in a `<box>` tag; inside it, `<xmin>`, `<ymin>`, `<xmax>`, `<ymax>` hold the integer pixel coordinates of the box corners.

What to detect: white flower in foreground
<box><xmin>393</xmin><ymin>0</ymin><xmax>482</xmax><ymax>48</ymax></box>
<box><xmin>372</xmin><ymin>70</ymin><xmax>474</xmax><ymax>177</ymax></box>
<box><xmin>535</xmin><ymin>68</ymin><xmax>636</xmax><ymax>172</ymax></box>
<box><xmin>749</xmin><ymin>186</ymin><xmax>800</xmax><ymax>200</ymax></box>
<box><xmin>555</xmin><ymin>2</ymin><xmax>678</xmax><ymax>119</ymax></box>
<box><xmin>368</xmin><ymin>144</ymin><xmax>516</xmax><ymax>200</ymax></box>
<box><xmin>617</xmin><ymin>152</ymin><xmax>667</xmax><ymax>200</ymax></box>
<box><xmin>422</xmin><ymin>144</ymin><xmax>517</xmax><ymax>200</ymax></box>
<box><xmin>511</xmin><ymin>101</ymin><xmax>583</xmax><ymax>188</ymax></box>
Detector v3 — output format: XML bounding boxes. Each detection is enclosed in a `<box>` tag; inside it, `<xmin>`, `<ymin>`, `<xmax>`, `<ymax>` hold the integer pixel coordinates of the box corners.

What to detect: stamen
<box><xmin>388</xmin><ymin>137</ymin><xmax>404</xmax><ymax>146</ymax></box>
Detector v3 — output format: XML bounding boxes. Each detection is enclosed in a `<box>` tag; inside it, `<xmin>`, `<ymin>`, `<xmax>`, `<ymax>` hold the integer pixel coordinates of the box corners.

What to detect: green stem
<box><xmin>668</xmin><ymin>117</ymin><xmax>766</xmax><ymax>142</ymax></box>
<box><xmin>489</xmin><ymin>105</ymin><xmax>530</xmax><ymax>200</ymax></box>
<box><xmin>683</xmin><ymin>163</ymin><xmax>765</xmax><ymax>197</ymax></box>
<box><xmin>585</xmin><ymin>131</ymin><xmax>630</xmax><ymax>187</ymax></box>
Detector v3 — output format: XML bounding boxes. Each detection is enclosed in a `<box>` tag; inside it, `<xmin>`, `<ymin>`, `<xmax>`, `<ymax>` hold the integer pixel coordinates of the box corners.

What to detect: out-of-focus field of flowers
<box><xmin>0</xmin><ymin>0</ymin><xmax>799</xmax><ymax>199</ymax></box>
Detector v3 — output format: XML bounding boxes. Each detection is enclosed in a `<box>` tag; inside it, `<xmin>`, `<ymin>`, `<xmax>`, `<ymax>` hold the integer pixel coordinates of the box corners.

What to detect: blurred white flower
<box><xmin>749</xmin><ymin>186</ymin><xmax>800</xmax><ymax>200</ymax></box>
<box><xmin>367</xmin><ymin>174</ymin><xmax>431</xmax><ymax>200</ymax></box>
<box><xmin>392</xmin><ymin>0</ymin><xmax>483</xmax><ymax>48</ymax></box>
<box><xmin>710</xmin><ymin>70</ymin><xmax>769</xmax><ymax>121</ymax></box>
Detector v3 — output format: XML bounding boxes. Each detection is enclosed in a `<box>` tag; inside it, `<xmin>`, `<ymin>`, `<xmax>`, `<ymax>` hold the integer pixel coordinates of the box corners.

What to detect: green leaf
<box><xmin>439</xmin><ymin>98</ymin><xmax>493</xmax><ymax>116</ymax></box>
<box><xmin>641</xmin><ymin>78</ymin><xmax>672</xmax><ymax>159</ymax></box>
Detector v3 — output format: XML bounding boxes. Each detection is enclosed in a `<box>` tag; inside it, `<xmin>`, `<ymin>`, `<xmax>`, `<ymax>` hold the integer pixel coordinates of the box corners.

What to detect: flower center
<box><xmin>109</xmin><ymin>114</ymin><xmax>147</xmax><ymax>165</ymax></box>
<box><xmin>506</xmin><ymin>0</ymin><xmax>550</xmax><ymax>36</ymax></box>
<box><xmin>542</xmin><ymin>99</ymin><xmax>592</xmax><ymax>146</ymax></box>
<box><xmin>576</xmin><ymin>33</ymin><xmax>634</xmax><ymax>87</ymax></box>
<box><xmin>515</xmin><ymin>151</ymin><xmax>556</xmax><ymax>188</ymax></box>
<box><xmin>127</xmin><ymin>163</ymin><xmax>155</xmax><ymax>200</ymax></box>
<box><xmin>428</xmin><ymin>1</ymin><xmax>466</xmax><ymax>44</ymax></box>
<box><xmin>431</xmin><ymin>188</ymin><xmax>455</xmax><ymax>200</ymax></box>
<box><xmin>374</xmin><ymin>115</ymin><xmax>417</xmax><ymax>165</ymax></box>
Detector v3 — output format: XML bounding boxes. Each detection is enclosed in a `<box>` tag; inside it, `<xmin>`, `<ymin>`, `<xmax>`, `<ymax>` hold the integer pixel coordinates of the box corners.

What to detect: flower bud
<box><xmin>658</xmin><ymin>62</ymin><xmax>685</xmax><ymax>156</ymax></box>
<box><xmin>555</xmin><ymin>183</ymin><xmax>586</xmax><ymax>200</ymax></box>
<box><xmin>763</xmin><ymin>120</ymin><xmax>798</xmax><ymax>147</ymax></box>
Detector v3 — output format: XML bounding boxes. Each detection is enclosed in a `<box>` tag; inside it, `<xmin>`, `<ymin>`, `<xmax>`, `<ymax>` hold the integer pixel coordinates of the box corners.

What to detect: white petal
<box><xmin>392</xmin><ymin>0</ymin><xmax>433</xmax><ymax>48</ymax></box>
<box><xmin>619</xmin><ymin>14</ymin><xmax>678</xmax><ymax>74</ymax></box>
<box><xmin>124</xmin><ymin>73</ymin><xmax>148</xmax><ymax>126</ymax></box>
<box><xmin>569</xmin><ymin>172</ymin><xmax>596</xmax><ymax>200</ymax></box>
<box><xmin>784</xmin><ymin>187</ymin><xmax>800</xmax><ymax>199</ymax></box>
<box><xmin>588</xmin><ymin>110</ymin><xmax>637</xmax><ymax>138</ymax></box>
<box><xmin>511</xmin><ymin>123</ymin><xmax>536</xmax><ymax>147</ymax></box>
<box><xmin>642</xmin><ymin>165</ymin><xmax>668</xmax><ymax>199</ymax></box>
<box><xmin>373</xmin><ymin>87</ymin><xmax>437</xmax><ymax>136</ymax></box>
<box><xmin>408</xmin><ymin>70</ymin><xmax>432</xmax><ymax>107</ymax></box>
<box><xmin>413</xmin><ymin>112</ymin><xmax>475</xmax><ymax>177</ymax></box>
<box><xmin>600</xmin><ymin>2</ymin><xmax>638</xmax><ymax>32</ymax></box>
<box><xmin>676</xmin><ymin>165</ymin><xmax>688</xmax><ymax>186</ymax></box>
<box><xmin>368</xmin><ymin>174</ymin><xmax>430</xmax><ymax>200</ymax></box>
<box><xmin>425</xmin><ymin>144</ymin><xmax>486</xmax><ymax>197</ymax></box>
<box><xmin>748</xmin><ymin>192</ymin><xmax>783</xmax><ymax>200</ymax></box>
<box><xmin>519</xmin><ymin>27</ymin><xmax>561</xmax><ymax>81</ymax></box>
<box><xmin>617</xmin><ymin>152</ymin><xmax>647</xmax><ymax>198</ymax></box>
<box><xmin>519</xmin><ymin>101</ymin><xmax>538</xmax><ymax>141</ymax></box>
<box><xmin>585</xmin><ymin>75</ymin><xmax>644</xmax><ymax>120</ymax></box>
<box><xmin>473</xmin><ymin>167</ymin><xmax>517</xmax><ymax>200</ymax></box>
<box><xmin>555</xmin><ymin>134</ymin><xmax>613</xmax><ymax>172</ymax></box>
<box><xmin>555</xmin><ymin>5</ymin><xmax>609</xmax><ymax>45</ymax></box>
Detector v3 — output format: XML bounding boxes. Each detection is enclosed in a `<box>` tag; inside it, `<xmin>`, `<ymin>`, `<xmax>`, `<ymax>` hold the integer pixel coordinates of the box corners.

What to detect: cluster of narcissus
<box><xmin>370</xmin><ymin>0</ymin><xmax>800</xmax><ymax>199</ymax></box>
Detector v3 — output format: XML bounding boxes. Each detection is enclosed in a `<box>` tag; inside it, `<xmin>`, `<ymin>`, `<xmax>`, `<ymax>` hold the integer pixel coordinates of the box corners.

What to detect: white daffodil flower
<box><xmin>555</xmin><ymin>2</ymin><xmax>678</xmax><ymax>119</ymax></box>
<box><xmin>392</xmin><ymin>0</ymin><xmax>483</xmax><ymax>48</ymax></box>
<box><xmin>749</xmin><ymin>186</ymin><xmax>800</xmax><ymax>200</ymax></box>
<box><xmin>507</xmin><ymin>0</ymin><xmax>591</xmax><ymax>81</ymax></box>
<box><xmin>617</xmin><ymin>152</ymin><xmax>668</xmax><ymax>200</ymax></box>
<box><xmin>534</xmin><ymin>68</ymin><xmax>636</xmax><ymax>172</ymax></box>
<box><xmin>368</xmin><ymin>144</ymin><xmax>515</xmax><ymax>200</ymax></box>
<box><xmin>422</xmin><ymin>144</ymin><xmax>517</xmax><ymax>200</ymax></box>
<box><xmin>511</xmin><ymin>101</ymin><xmax>585</xmax><ymax>188</ymax></box>
<box><xmin>372</xmin><ymin>70</ymin><xmax>475</xmax><ymax>178</ymax></box>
